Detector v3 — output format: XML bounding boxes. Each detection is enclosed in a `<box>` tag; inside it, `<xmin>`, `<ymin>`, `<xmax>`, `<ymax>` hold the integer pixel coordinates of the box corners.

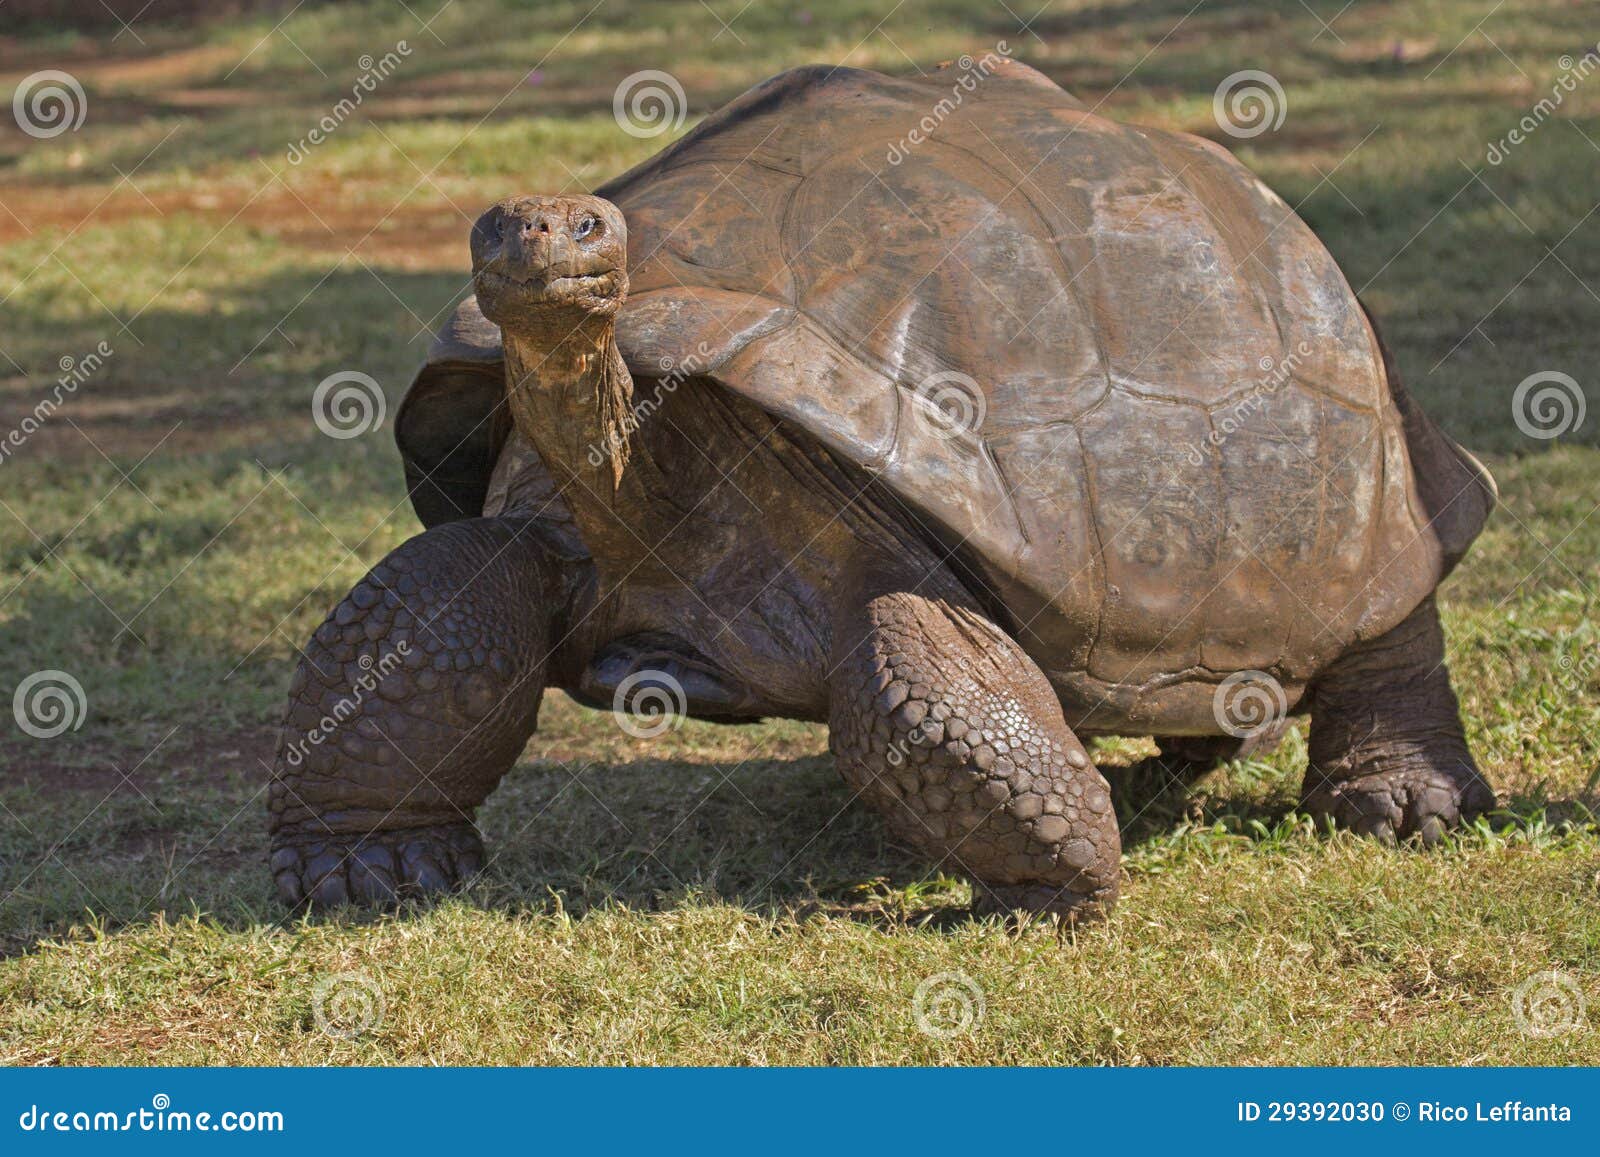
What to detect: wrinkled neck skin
<box><xmin>499</xmin><ymin>316</ymin><xmax>908</xmax><ymax>719</ymax></box>
<box><xmin>501</xmin><ymin>313</ymin><xmax>638</xmax><ymax>522</ymax></box>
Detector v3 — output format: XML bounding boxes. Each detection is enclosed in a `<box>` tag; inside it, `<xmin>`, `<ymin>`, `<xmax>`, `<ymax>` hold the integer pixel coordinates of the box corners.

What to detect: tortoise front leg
<box><xmin>268</xmin><ymin>517</ymin><xmax>567</xmax><ymax>907</ymax></box>
<box><xmin>827</xmin><ymin>563</ymin><xmax>1121</xmax><ymax>922</ymax></box>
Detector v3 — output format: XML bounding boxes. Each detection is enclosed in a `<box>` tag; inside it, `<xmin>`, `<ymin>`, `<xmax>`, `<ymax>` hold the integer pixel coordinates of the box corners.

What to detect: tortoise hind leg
<box><xmin>269</xmin><ymin>517</ymin><xmax>565</xmax><ymax>907</ymax></box>
<box><xmin>1303</xmin><ymin>595</ymin><xmax>1494</xmax><ymax>843</ymax></box>
<box><xmin>827</xmin><ymin>562</ymin><xmax>1121</xmax><ymax>922</ymax></box>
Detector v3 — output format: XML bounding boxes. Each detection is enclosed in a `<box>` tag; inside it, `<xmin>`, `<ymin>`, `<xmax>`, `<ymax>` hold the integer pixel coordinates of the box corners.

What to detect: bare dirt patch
<box><xmin>0</xmin><ymin>179</ymin><xmax>469</xmax><ymax>269</ymax></box>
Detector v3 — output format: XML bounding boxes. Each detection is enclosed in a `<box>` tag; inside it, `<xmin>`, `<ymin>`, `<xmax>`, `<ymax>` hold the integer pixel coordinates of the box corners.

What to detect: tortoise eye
<box><xmin>574</xmin><ymin>216</ymin><xmax>600</xmax><ymax>240</ymax></box>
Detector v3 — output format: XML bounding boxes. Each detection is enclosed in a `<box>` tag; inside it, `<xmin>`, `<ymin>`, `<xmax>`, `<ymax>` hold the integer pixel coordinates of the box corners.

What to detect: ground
<box><xmin>0</xmin><ymin>0</ymin><xmax>1597</xmax><ymax>1065</ymax></box>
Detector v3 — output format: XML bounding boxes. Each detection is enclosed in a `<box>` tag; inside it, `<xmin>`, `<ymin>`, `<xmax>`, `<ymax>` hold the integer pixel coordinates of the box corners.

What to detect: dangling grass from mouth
<box><xmin>596</xmin><ymin>335</ymin><xmax>634</xmax><ymax>491</ymax></box>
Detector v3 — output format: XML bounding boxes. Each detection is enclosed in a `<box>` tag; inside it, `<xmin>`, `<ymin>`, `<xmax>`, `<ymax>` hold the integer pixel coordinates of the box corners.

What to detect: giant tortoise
<box><xmin>268</xmin><ymin>58</ymin><xmax>1496</xmax><ymax>920</ymax></box>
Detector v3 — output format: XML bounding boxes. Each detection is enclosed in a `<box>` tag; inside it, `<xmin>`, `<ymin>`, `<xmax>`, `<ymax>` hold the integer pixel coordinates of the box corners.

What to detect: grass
<box><xmin>1</xmin><ymin>0</ymin><xmax>1597</xmax><ymax>1064</ymax></box>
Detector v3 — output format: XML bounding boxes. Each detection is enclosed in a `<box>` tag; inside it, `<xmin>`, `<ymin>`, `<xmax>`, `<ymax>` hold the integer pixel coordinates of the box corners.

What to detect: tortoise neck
<box><xmin>501</xmin><ymin>316</ymin><xmax>639</xmax><ymax>516</ymax></box>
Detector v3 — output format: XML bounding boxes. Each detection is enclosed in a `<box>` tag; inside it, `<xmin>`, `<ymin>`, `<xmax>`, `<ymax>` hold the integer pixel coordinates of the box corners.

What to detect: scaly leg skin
<box><xmin>828</xmin><ymin>566</ymin><xmax>1121</xmax><ymax>923</ymax></box>
<box><xmin>269</xmin><ymin>517</ymin><xmax>564</xmax><ymax>907</ymax></box>
<box><xmin>1304</xmin><ymin>595</ymin><xmax>1494</xmax><ymax>844</ymax></box>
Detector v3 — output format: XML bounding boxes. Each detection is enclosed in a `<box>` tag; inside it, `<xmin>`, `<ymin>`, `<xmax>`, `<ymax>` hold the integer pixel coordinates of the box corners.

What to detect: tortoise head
<box><xmin>470</xmin><ymin>194</ymin><xmax>628</xmax><ymax>333</ymax></box>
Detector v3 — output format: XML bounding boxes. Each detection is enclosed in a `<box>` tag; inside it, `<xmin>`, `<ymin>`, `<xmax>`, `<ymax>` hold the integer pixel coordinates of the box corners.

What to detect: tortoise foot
<box><xmin>1305</xmin><ymin>596</ymin><xmax>1494</xmax><ymax>847</ymax></box>
<box><xmin>1303</xmin><ymin>766</ymin><xmax>1494</xmax><ymax>845</ymax></box>
<box><xmin>271</xmin><ymin>822</ymin><xmax>485</xmax><ymax>909</ymax></box>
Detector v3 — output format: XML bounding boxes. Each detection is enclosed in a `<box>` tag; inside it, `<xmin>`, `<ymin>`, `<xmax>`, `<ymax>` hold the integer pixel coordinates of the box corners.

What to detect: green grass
<box><xmin>1</xmin><ymin>0</ymin><xmax>1597</xmax><ymax>1065</ymax></box>
<box><xmin>4</xmin><ymin>825</ymin><xmax>1596</xmax><ymax>1065</ymax></box>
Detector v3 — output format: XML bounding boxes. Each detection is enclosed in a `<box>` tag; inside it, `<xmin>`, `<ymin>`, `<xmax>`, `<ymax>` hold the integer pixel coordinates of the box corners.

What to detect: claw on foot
<box><xmin>1302</xmin><ymin>768</ymin><xmax>1494</xmax><ymax>845</ymax></box>
<box><xmin>271</xmin><ymin>823</ymin><xmax>485</xmax><ymax>908</ymax></box>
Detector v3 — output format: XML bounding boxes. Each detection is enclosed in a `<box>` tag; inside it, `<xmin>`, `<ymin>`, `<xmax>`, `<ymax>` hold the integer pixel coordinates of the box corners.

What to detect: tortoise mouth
<box><xmin>475</xmin><ymin>266</ymin><xmax>625</xmax><ymax>326</ymax></box>
<box><xmin>477</xmin><ymin>266</ymin><xmax>622</xmax><ymax>299</ymax></box>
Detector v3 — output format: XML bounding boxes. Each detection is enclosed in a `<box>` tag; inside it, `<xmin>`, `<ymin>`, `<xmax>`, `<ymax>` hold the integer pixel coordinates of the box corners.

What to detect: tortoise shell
<box><xmin>399</xmin><ymin>59</ymin><xmax>1492</xmax><ymax>730</ymax></box>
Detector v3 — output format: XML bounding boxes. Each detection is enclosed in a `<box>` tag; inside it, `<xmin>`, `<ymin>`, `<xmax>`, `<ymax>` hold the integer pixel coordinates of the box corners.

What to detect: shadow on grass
<box><xmin>0</xmin><ymin>740</ymin><xmax>1224</xmax><ymax>955</ymax></box>
<box><xmin>0</xmin><ymin>264</ymin><xmax>471</xmax><ymax>446</ymax></box>
<box><xmin>4</xmin><ymin>732</ymin><xmax>1594</xmax><ymax>959</ymax></box>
